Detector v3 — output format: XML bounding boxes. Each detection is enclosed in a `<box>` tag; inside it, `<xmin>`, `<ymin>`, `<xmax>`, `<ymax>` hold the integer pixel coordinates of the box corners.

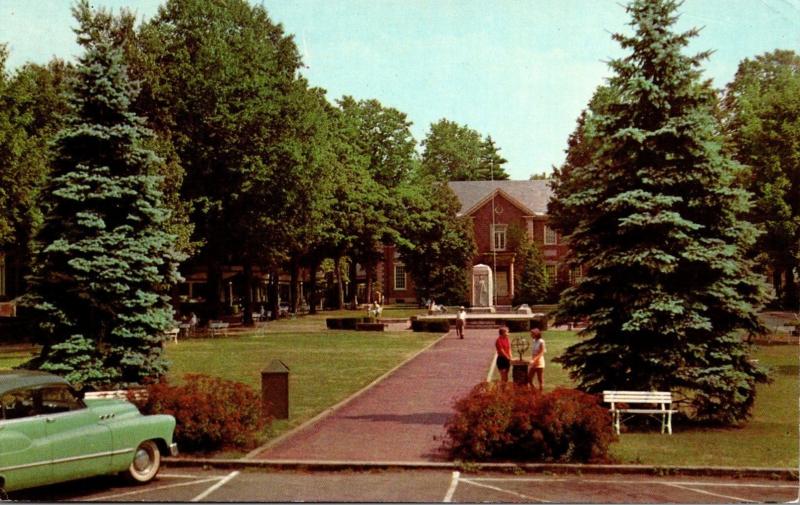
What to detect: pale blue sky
<box><xmin>2</xmin><ymin>0</ymin><xmax>798</xmax><ymax>179</ymax></box>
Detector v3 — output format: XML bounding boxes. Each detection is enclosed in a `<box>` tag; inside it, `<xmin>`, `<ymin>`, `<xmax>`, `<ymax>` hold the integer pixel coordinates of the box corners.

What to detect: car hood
<box><xmin>84</xmin><ymin>398</ymin><xmax>141</xmax><ymax>419</ymax></box>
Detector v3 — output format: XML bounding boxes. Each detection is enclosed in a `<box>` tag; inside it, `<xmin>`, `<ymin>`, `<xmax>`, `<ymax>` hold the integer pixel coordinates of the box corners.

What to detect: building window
<box><xmin>394</xmin><ymin>264</ymin><xmax>406</xmax><ymax>291</ymax></box>
<box><xmin>492</xmin><ymin>224</ymin><xmax>507</xmax><ymax>251</ymax></box>
<box><xmin>544</xmin><ymin>225</ymin><xmax>557</xmax><ymax>245</ymax></box>
<box><xmin>545</xmin><ymin>264</ymin><xmax>557</xmax><ymax>284</ymax></box>
<box><xmin>569</xmin><ymin>265</ymin><xmax>584</xmax><ymax>284</ymax></box>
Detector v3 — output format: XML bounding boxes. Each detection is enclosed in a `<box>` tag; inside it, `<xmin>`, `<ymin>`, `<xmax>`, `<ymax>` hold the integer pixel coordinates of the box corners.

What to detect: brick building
<box><xmin>382</xmin><ymin>180</ymin><xmax>573</xmax><ymax>306</ymax></box>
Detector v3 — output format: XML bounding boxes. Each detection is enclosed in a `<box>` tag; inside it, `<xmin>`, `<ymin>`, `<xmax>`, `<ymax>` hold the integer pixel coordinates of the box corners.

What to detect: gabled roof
<box><xmin>447</xmin><ymin>180</ymin><xmax>552</xmax><ymax>217</ymax></box>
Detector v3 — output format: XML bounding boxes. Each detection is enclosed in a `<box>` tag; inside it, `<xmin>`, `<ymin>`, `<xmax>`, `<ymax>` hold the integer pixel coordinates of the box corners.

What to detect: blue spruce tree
<box><xmin>549</xmin><ymin>0</ymin><xmax>768</xmax><ymax>424</ymax></box>
<box><xmin>23</xmin><ymin>3</ymin><xmax>183</xmax><ymax>388</ymax></box>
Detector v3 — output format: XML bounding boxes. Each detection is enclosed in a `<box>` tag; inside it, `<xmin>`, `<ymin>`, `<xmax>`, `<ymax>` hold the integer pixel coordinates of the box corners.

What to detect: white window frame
<box><xmin>569</xmin><ymin>265</ymin><xmax>584</xmax><ymax>284</ymax></box>
<box><xmin>492</xmin><ymin>224</ymin><xmax>508</xmax><ymax>251</ymax></box>
<box><xmin>394</xmin><ymin>263</ymin><xmax>406</xmax><ymax>291</ymax></box>
<box><xmin>544</xmin><ymin>225</ymin><xmax>558</xmax><ymax>245</ymax></box>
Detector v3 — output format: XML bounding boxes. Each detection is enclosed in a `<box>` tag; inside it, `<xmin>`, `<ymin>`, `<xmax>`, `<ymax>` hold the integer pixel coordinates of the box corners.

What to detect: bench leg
<box><xmin>614</xmin><ymin>411</ymin><xmax>621</xmax><ymax>435</ymax></box>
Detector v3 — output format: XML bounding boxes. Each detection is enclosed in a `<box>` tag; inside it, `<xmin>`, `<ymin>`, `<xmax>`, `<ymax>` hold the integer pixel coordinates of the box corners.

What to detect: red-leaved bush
<box><xmin>443</xmin><ymin>383</ymin><xmax>616</xmax><ymax>462</ymax></box>
<box><xmin>135</xmin><ymin>374</ymin><xmax>267</xmax><ymax>453</ymax></box>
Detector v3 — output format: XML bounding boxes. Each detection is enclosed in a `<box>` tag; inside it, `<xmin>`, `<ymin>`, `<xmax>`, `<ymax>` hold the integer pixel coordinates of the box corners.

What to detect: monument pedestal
<box><xmin>511</xmin><ymin>360</ymin><xmax>529</xmax><ymax>386</ymax></box>
<box><xmin>469</xmin><ymin>306</ymin><xmax>496</xmax><ymax>314</ymax></box>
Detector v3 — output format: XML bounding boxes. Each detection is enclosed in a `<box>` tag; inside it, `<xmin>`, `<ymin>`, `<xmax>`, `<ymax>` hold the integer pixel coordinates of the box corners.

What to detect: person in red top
<box><xmin>495</xmin><ymin>326</ymin><xmax>512</xmax><ymax>383</ymax></box>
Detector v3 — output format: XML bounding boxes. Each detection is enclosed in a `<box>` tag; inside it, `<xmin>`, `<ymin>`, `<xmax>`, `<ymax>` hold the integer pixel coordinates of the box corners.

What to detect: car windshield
<box><xmin>1</xmin><ymin>384</ymin><xmax>85</xmax><ymax>420</ymax></box>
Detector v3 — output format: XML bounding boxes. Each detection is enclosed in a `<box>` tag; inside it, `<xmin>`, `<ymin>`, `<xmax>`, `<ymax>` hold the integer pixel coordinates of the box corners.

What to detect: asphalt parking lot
<box><xmin>9</xmin><ymin>466</ymin><xmax>799</xmax><ymax>502</ymax></box>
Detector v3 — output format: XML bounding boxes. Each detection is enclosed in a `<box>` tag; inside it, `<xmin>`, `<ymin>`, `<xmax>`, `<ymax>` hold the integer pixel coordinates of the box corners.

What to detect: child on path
<box><xmin>495</xmin><ymin>326</ymin><xmax>512</xmax><ymax>383</ymax></box>
<box><xmin>528</xmin><ymin>327</ymin><xmax>546</xmax><ymax>392</ymax></box>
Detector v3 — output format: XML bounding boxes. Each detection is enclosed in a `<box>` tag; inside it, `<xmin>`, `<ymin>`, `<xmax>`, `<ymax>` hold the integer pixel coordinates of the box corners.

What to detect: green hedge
<box><xmin>326</xmin><ymin>317</ymin><xmax>374</xmax><ymax>330</ymax></box>
<box><xmin>502</xmin><ymin>319</ymin><xmax>530</xmax><ymax>332</ymax></box>
<box><xmin>530</xmin><ymin>315</ymin><xmax>548</xmax><ymax>330</ymax></box>
<box><xmin>411</xmin><ymin>319</ymin><xmax>451</xmax><ymax>333</ymax></box>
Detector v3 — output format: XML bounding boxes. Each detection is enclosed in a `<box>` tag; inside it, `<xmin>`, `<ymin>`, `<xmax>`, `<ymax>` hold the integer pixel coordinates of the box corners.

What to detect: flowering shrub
<box><xmin>443</xmin><ymin>384</ymin><xmax>616</xmax><ymax>462</ymax></box>
<box><xmin>135</xmin><ymin>374</ymin><xmax>267</xmax><ymax>453</ymax></box>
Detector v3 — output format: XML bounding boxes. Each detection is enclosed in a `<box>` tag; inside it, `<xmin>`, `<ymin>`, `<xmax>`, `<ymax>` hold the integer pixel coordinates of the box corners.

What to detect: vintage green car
<box><xmin>0</xmin><ymin>370</ymin><xmax>177</xmax><ymax>495</ymax></box>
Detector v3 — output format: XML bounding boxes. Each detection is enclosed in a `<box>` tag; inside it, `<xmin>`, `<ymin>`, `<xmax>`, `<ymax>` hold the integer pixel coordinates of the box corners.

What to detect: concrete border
<box><xmin>241</xmin><ymin>331</ymin><xmax>451</xmax><ymax>459</ymax></box>
<box><xmin>161</xmin><ymin>458</ymin><xmax>798</xmax><ymax>481</ymax></box>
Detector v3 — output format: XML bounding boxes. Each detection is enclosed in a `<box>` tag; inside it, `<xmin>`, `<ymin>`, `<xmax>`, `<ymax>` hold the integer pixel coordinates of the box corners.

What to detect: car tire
<box><xmin>126</xmin><ymin>440</ymin><xmax>161</xmax><ymax>484</ymax></box>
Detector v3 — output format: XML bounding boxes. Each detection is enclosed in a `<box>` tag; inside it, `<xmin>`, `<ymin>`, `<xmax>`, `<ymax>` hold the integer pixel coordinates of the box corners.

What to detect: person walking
<box><xmin>528</xmin><ymin>327</ymin><xmax>546</xmax><ymax>392</ymax></box>
<box><xmin>495</xmin><ymin>326</ymin><xmax>512</xmax><ymax>383</ymax></box>
<box><xmin>455</xmin><ymin>306</ymin><xmax>466</xmax><ymax>339</ymax></box>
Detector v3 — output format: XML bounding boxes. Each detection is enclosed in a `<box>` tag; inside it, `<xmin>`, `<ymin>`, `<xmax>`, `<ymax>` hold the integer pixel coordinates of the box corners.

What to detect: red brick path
<box><xmin>251</xmin><ymin>328</ymin><xmax>497</xmax><ymax>462</ymax></box>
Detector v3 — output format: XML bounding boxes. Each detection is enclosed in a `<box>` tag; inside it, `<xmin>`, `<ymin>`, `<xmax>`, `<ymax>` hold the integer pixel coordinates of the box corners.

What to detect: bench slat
<box><xmin>614</xmin><ymin>408</ymin><xmax>678</xmax><ymax>414</ymax></box>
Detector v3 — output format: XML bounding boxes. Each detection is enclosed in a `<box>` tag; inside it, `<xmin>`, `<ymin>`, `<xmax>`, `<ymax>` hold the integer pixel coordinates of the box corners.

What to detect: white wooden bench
<box><xmin>603</xmin><ymin>390</ymin><xmax>676</xmax><ymax>435</ymax></box>
<box><xmin>208</xmin><ymin>321</ymin><xmax>229</xmax><ymax>337</ymax></box>
<box><xmin>164</xmin><ymin>327</ymin><xmax>180</xmax><ymax>344</ymax></box>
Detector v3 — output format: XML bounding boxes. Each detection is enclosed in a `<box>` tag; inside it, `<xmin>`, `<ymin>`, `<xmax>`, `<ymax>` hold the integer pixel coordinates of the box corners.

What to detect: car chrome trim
<box><xmin>0</xmin><ymin>448</ymin><xmax>134</xmax><ymax>472</ymax></box>
<box><xmin>169</xmin><ymin>443</ymin><xmax>179</xmax><ymax>456</ymax></box>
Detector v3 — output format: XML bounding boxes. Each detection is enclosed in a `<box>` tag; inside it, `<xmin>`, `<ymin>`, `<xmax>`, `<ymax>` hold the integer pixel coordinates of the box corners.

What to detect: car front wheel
<box><xmin>126</xmin><ymin>440</ymin><xmax>161</xmax><ymax>484</ymax></box>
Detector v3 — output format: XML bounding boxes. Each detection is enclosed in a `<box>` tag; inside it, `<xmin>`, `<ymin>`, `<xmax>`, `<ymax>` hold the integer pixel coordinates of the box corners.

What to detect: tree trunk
<box><xmin>784</xmin><ymin>266</ymin><xmax>799</xmax><ymax>309</ymax></box>
<box><xmin>289</xmin><ymin>258</ymin><xmax>300</xmax><ymax>313</ymax></box>
<box><xmin>308</xmin><ymin>258</ymin><xmax>320</xmax><ymax>315</ymax></box>
<box><xmin>365</xmin><ymin>261</ymin><xmax>374</xmax><ymax>304</ymax></box>
<box><xmin>242</xmin><ymin>260</ymin><xmax>254</xmax><ymax>326</ymax></box>
<box><xmin>206</xmin><ymin>257</ymin><xmax>222</xmax><ymax>320</ymax></box>
<box><xmin>268</xmin><ymin>270</ymin><xmax>280</xmax><ymax>320</ymax></box>
<box><xmin>773</xmin><ymin>268</ymin><xmax>783</xmax><ymax>302</ymax></box>
<box><xmin>335</xmin><ymin>253</ymin><xmax>344</xmax><ymax>310</ymax></box>
<box><xmin>349</xmin><ymin>257</ymin><xmax>358</xmax><ymax>309</ymax></box>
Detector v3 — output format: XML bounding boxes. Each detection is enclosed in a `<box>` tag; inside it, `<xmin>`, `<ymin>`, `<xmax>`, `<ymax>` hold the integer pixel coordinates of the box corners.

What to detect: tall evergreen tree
<box><xmin>548</xmin><ymin>0</ymin><xmax>767</xmax><ymax>424</ymax></box>
<box><xmin>23</xmin><ymin>2</ymin><xmax>183</xmax><ymax>388</ymax></box>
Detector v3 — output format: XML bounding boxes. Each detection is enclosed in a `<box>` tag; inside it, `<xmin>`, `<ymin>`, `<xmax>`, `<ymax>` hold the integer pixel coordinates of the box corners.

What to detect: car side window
<box><xmin>39</xmin><ymin>385</ymin><xmax>86</xmax><ymax>414</ymax></box>
<box><xmin>1</xmin><ymin>388</ymin><xmax>37</xmax><ymax>420</ymax></box>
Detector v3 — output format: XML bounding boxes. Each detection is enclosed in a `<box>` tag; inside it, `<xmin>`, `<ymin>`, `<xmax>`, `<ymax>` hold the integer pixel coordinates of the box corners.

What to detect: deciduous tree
<box><xmin>421</xmin><ymin>119</ymin><xmax>509</xmax><ymax>181</ymax></box>
<box><xmin>722</xmin><ymin>50</ymin><xmax>800</xmax><ymax>309</ymax></box>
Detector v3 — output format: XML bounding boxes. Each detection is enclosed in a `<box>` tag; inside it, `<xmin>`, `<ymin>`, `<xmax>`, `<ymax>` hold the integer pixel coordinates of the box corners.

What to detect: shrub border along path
<box><xmin>164</xmin><ymin>326</ymin><xmax>797</xmax><ymax>480</ymax></box>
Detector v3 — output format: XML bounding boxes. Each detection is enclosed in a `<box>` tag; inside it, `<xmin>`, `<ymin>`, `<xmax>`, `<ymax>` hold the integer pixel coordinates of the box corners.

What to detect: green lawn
<box><xmin>164</xmin><ymin>329</ymin><xmax>441</xmax><ymax>442</ymax></box>
<box><xmin>503</xmin><ymin>330</ymin><xmax>799</xmax><ymax>468</ymax></box>
<box><xmin>1</xmin><ymin>321</ymin><xmax>795</xmax><ymax>467</ymax></box>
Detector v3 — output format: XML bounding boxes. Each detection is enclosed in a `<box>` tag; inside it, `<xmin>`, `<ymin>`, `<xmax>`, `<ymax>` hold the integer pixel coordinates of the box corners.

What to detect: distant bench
<box><xmin>603</xmin><ymin>390</ymin><xmax>676</xmax><ymax>435</ymax></box>
<box><xmin>209</xmin><ymin>321</ymin><xmax>229</xmax><ymax>337</ymax></box>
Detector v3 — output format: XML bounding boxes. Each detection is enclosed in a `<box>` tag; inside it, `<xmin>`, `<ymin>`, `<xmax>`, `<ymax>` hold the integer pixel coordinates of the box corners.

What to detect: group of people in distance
<box><xmin>494</xmin><ymin>326</ymin><xmax>546</xmax><ymax>391</ymax></box>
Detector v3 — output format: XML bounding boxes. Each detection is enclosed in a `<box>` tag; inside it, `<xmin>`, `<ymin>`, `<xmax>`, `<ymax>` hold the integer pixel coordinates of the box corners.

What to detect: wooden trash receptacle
<box><xmin>511</xmin><ymin>360</ymin><xmax>530</xmax><ymax>386</ymax></box>
<box><xmin>261</xmin><ymin>359</ymin><xmax>290</xmax><ymax>419</ymax></box>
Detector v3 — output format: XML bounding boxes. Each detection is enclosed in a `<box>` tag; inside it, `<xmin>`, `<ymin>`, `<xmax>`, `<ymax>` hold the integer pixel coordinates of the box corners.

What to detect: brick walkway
<box><xmin>251</xmin><ymin>328</ymin><xmax>497</xmax><ymax>462</ymax></box>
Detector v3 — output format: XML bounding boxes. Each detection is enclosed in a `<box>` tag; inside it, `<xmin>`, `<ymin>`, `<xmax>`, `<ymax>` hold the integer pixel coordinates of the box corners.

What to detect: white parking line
<box><xmin>468</xmin><ymin>476</ymin><xmax>799</xmax><ymax>488</ymax></box>
<box><xmin>85</xmin><ymin>477</ymin><xmax>221</xmax><ymax>501</ymax></box>
<box><xmin>443</xmin><ymin>471</ymin><xmax>460</xmax><ymax>502</ymax></box>
<box><xmin>191</xmin><ymin>470</ymin><xmax>240</xmax><ymax>502</ymax></box>
<box><xmin>663</xmin><ymin>482</ymin><xmax>759</xmax><ymax>503</ymax></box>
<box><xmin>460</xmin><ymin>477</ymin><xmax>551</xmax><ymax>502</ymax></box>
<box><xmin>159</xmin><ymin>473</ymin><xmax>224</xmax><ymax>479</ymax></box>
